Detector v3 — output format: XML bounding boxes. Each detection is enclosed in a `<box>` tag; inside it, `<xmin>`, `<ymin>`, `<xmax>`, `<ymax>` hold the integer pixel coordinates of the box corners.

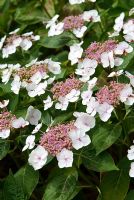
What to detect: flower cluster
<box><xmin>69</xmin><ymin>39</ymin><xmax>133</xmax><ymax>70</ymax></box>
<box><xmin>28</xmin><ymin>112</ymin><xmax>95</xmax><ymax>170</ymax></box>
<box><xmin>1</xmin><ymin>4</ymin><xmax>134</xmax><ymax>179</ymax></box>
<box><xmin>50</xmin><ymin>76</ymin><xmax>83</xmax><ymax>110</ymax></box>
<box><xmin>46</xmin><ymin>10</ymin><xmax>100</xmax><ymax>38</ymax></box>
<box><xmin>0</xmin><ymin>28</ymin><xmax>40</xmax><ymax>58</ymax></box>
<box><xmin>0</xmin><ymin>101</ymin><xmax>29</xmax><ymax>139</ymax></box>
<box><xmin>0</xmin><ymin>58</ymin><xmax>61</xmax><ymax>96</ymax></box>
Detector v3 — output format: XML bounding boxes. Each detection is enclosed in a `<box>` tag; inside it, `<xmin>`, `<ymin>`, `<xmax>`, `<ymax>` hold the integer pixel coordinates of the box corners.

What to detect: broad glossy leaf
<box><xmin>15</xmin><ymin>165</ymin><xmax>39</xmax><ymax>199</ymax></box>
<box><xmin>43</xmin><ymin>168</ymin><xmax>78</xmax><ymax>200</ymax></box>
<box><xmin>100</xmin><ymin>158</ymin><xmax>130</xmax><ymax>200</ymax></box>
<box><xmin>1</xmin><ymin>172</ymin><xmax>25</xmax><ymax>200</ymax></box>
<box><xmin>15</xmin><ymin>1</ymin><xmax>48</xmax><ymax>24</ymax></box>
<box><xmin>0</xmin><ymin>139</ymin><xmax>10</xmax><ymax>160</ymax></box>
<box><xmin>79</xmin><ymin>147</ymin><xmax>118</xmax><ymax>172</ymax></box>
<box><xmin>92</xmin><ymin>123</ymin><xmax>122</xmax><ymax>155</ymax></box>
<box><xmin>39</xmin><ymin>32</ymin><xmax>78</xmax><ymax>49</ymax></box>
<box><xmin>123</xmin><ymin>116</ymin><xmax>134</xmax><ymax>135</ymax></box>
<box><xmin>52</xmin><ymin>112</ymin><xmax>73</xmax><ymax>126</ymax></box>
<box><xmin>125</xmin><ymin>190</ymin><xmax>134</xmax><ymax>200</ymax></box>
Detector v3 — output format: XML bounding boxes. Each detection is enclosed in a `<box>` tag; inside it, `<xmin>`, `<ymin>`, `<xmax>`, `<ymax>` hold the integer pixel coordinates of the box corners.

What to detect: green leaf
<box><xmin>42</xmin><ymin>168</ymin><xmax>78</xmax><ymax>200</ymax></box>
<box><xmin>15</xmin><ymin>164</ymin><xmax>39</xmax><ymax>199</ymax></box>
<box><xmin>92</xmin><ymin>123</ymin><xmax>122</xmax><ymax>155</ymax></box>
<box><xmin>125</xmin><ymin>190</ymin><xmax>134</xmax><ymax>200</ymax></box>
<box><xmin>100</xmin><ymin>158</ymin><xmax>130</xmax><ymax>200</ymax></box>
<box><xmin>15</xmin><ymin>1</ymin><xmax>48</xmax><ymax>24</ymax></box>
<box><xmin>0</xmin><ymin>139</ymin><xmax>10</xmax><ymax>160</ymax></box>
<box><xmin>123</xmin><ymin>116</ymin><xmax>134</xmax><ymax>135</ymax></box>
<box><xmin>80</xmin><ymin>147</ymin><xmax>118</xmax><ymax>172</ymax></box>
<box><xmin>1</xmin><ymin>172</ymin><xmax>26</xmax><ymax>200</ymax></box>
<box><xmin>9</xmin><ymin>95</ymin><xmax>19</xmax><ymax>112</ymax></box>
<box><xmin>52</xmin><ymin>112</ymin><xmax>73</xmax><ymax>126</ymax></box>
<box><xmin>42</xmin><ymin>111</ymin><xmax>52</xmax><ymax>126</ymax></box>
<box><xmin>39</xmin><ymin>32</ymin><xmax>78</xmax><ymax>49</ymax></box>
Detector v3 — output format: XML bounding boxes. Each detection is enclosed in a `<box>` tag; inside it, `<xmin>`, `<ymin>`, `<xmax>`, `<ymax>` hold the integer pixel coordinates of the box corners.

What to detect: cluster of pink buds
<box><xmin>82</xmin><ymin>39</ymin><xmax>133</xmax><ymax>68</ymax></box>
<box><xmin>13</xmin><ymin>63</ymin><xmax>48</xmax><ymax>83</ymax></box>
<box><xmin>85</xmin><ymin>40</ymin><xmax>117</xmax><ymax>63</ymax></box>
<box><xmin>50</xmin><ymin>76</ymin><xmax>83</xmax><ymax>110</ymax></box>
<box><xmin>51</xmin><ymin>76</ymin><xmax>83</xmax><ymax>100</ymax></box>
<box><xmin>0</xmin><ymin>111</ymin><xmax>16</xmax><ymax>139</ymax></box>
<box><xmin>40</xmin><ymin>122</ymin><xmax>75</xmax><ymax>156</ymax></box>
<box><xmin>63</xmin><ymin>15</ymin><xmax>84</xmax><ymax>30</ymax></box>
<box><xmin>96</xmin><ymin>81</ymin><xmax>125</xmax><ymax>106</ymax></box>
<box><xmin>46</xmin><ymin>10</ymin><xmax>100</xmax><ymax>38</ymax></box>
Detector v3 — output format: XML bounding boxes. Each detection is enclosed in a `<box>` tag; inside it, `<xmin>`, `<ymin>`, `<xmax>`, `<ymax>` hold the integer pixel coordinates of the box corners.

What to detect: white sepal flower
<box><xmin>27</xmin><ymin>81</ymin><xmax>47</xmax><ymax>97</ymax></box>
<box><xmin>127</xmin><ymin>145</ymin><xmax>134</xmax><ymax>160</ymax></box>
<box><xmin>11</xmin><ymin>75</ymin><xmax>21</xmax><ymax>94</ymax></box>
<box><xmin>22</xmin><ymin>135</ymin><xmax>35</xmax><ymax>151</ymax></box>
<box><xmin>119</xmin><ymin>85</ymin><xmax>134</xmax><ymax>105</ymax></box>
<box><xmin>48</xmin><ymin>22</ymin><xmax>64</xmax><ymax>37</ymax></box>
<box><xmin>28</xmin><ymin>145</ymin><xmax>48</xmax><ymax>170</ymax></box>
<box><xmin>82</xmin><ymin>10</ymin><xmax>100</xmax><ymax>22</ymax></box>
<box><xmin>43</xmin><ymin>96</ymin><xmax>53</xmax><ymax>110</ymax></box>
<box><xmin>81</xmin><ymin>90</ymin><xmax>92</xmax><ymax>105</ymax></box>
<box><xmin>55</xmin><ymin>97</ymin><xmax>69</xmax><ymax>111</ymax></box>
<box><xmin>86</xmin><ymin>97</ymin><xmax>99</xmax><ymax>116</ymax></box>
<box><xmin>69</xmin><ymin>128</ymin><xmax>91</xmax><ymax>150</ymax></box>
<box><xmin>26</xmin><ymin>106</ymin><xmax>41</xmax><ymax>125</ymax></box>
<box><xmin>46</xmin><ymin>58</ymin><xmax>61</xmax><ymax>74</ymax></box>
<box><xmin>113</xmin><ymin>12</ymin><xmax>125</xmax><ymax>33</ymax></box>
<box><xmin>108</xmin><ymin>70</ymin><xmax>123</xmax><ymax>77</ymax></box>
<box><xmin>66</xmin><ymin>89</ymin><xmax>80</xmax><ymax>102</ymax></box>
<box><xmin>68</xmin><ymin>42</ymin><xmax>83</xmax><ymax>65</ymax></box>
<box><xmin>69</xmin><ymin>0</ymin><xmax>85</xmax><ymax>4</ymax></box>
<box><xmin>101</xmin><ymin>51</ymin><xmax>114</xmax><ymax>68</ymax></box>
<box><xmin>76</xmin><ymin>58</ymin><xmax>97</xmax><ymax>81</ymax></box>
<box><xmin>73</xmin><ymin>26</ymin><xmax>87</xmax><ymax>38</ymax></box>
<box><xmin>56</xmin><ymin>148</ymin><xmax>73</xmax><ymax>168</ymax></box>
<box><xmin>20</xmin><ymin>39</ymin><xmax>32</xmax><ymax>51</ymax></box>
<box><xmin>114</xmin><ymin>41</ymin><xmax>133</xmax><ymax>55</ymax></box>
<box><xmin>0</xmin><ymin>129</ymin><xmax>10</xmax><ymax>139</ymax></box>
<box><xmin>30</xmin><ymin>71</ymin><xmax>42</xmax><ymax>84</ymax></box>
<box><xmin>2</xmin><ymin>45</ymin><xmax>16</xmax><ymax>58</ymax></box>
<box><xmin>32</xmin><ymin>123</ymin><xmax>42</xmax><ymax>134</ymax></box>
<box><xmin>74</xmin><ymin>113</ymin><xmax>95</xmax><ymax>132</ymax></box>
<box><xmin>12</xmin><ymin>117</ymin><xmax>29</xmax><ymax>128</ymax></box>
<box><xmin>97</xmin><ymin>102</ymin><xmax>114</xmax><ymax>122</ymax></box>
<box><xmin>129</xmin><ymin>162</ymin><xmax>134</xmax><ymax>177</ymax></box>
<box><xmin>88</xmin><ymin>77</ymin><xmax>97</xmax><ymax>90</ymax></box>
<box><xmin>0</xmin><ymin>100</ymin><xmax>9</xmax><ymax>108</ymax></box>
<box><xmin>46</xmin><ymin>15</ymin><xmax>59</xmax><ymax>29</ymax></box>
<box><xmin>0</xmin><ymin>36</ymin><xmax>6</xmax><ymax>49</ymax></box>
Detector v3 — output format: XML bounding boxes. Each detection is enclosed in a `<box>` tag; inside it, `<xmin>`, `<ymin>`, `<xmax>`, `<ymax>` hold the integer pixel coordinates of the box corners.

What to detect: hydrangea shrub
<box><xmin>0</xmin><ymin>0</ymin><xmax>134</xmax><ymax>199</ymax></box>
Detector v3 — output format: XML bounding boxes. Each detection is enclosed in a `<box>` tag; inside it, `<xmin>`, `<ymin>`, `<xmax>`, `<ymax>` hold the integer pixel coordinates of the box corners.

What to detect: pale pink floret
<box><xmin>63</xmin><ymin>15</ymin><xmax>84</xmax><ymax>30</ymax></box>
<box><xmin>51</xmin><ymin>77</ymin><xmax>83</xmax><ymax>100</ymax></box>
<box><xmin>40</xmin><ymin>123</ymin><xmax>75</xmax><ymax>156</ymax></box>
<box><xmin>85</xmin><ymin>40</ymin><xmax>117</xmax><ymax>63</ymax></box>
<box><xmin>96</xmin><ymin>81</ymin><xmax>125</xmax><ymax>106</ymax></box>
